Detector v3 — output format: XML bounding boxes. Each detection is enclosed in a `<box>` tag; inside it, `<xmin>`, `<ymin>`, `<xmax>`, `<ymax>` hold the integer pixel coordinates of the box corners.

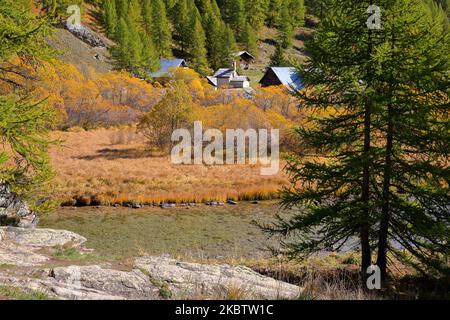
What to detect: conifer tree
<box><xmin>220</xmin><ymin>0</ymin><xmax>246</xmax><ymax>35</ymax></box>
<box><xmin>142</xmin><ymin>0</ymin><xmax>153</xmax><ymax>35</ymax></box>
<box><xmin>289</xmin><ymin>0</ymin><xmax>305</xmax><ymax>27</ymax></box>
<box><xmin>151</xmin><ymin>0</ymin><xmax>172</xmax><ymax>57</ymax></box>
<box><xmin>115</xmin><ymin>0</ymin><xmax>128</xmax><ymax>20</ymax></box>
<box><xmin>173</xmin><ymin>0</ymin><xmax>192</xmax><ymax>53</ymax></box>
<box><xmin>279</xmin><ymin>3</ymin><xmax>293</xmax><ymax>48</ymax></box>
<box><xmin>113</xmin><ymin>17</ymin><xmax>132</xmax><ymax>69</ymax></box>
<box><xmin>241</xmin><ymin>22</ymin><xmax>258</xmax><ymax>56</ymax></box>
<box><xmin>205</xmin><ymin>10</ymin><xmax>225</xmax><ymax>69</ymax></box>
<box><xmin>0</xmin><ymin>0</ymin><xmax>56</xmax><ymax>191</ymax></box>
<box><xmin>245</xmin><ymin>0</ymin><xmax>269</xmax><ymax>30</ymax></box>
<box><xmin>265</xmin><ymin>0</ymin><xmax>450</xmax><ymax>286</ymax></box>
<box><xmin>165</xmin><ymin>0</ymin><xmax>177</xmax><ymax>12</ymax></box>
<box><xmin>266</xmin><ymin>0</ymin><xmax>282</xmax><ymax>27</ymax></box>
<box><xmin>220</xmin><ymin>24</ymin><xmax>238</xmax><ymax>67</ymax></box>
<box><xmin>141</xmin><ymin>32</ymin><xmax>160</xmax><ymax>73</ymax></box>
<box><xmin>187</xmin><ymin>11</ymin><xmax>211</xmax><ymax>75</ymax></box>
<box><xmin>127</xmin><ymin>0</ymin><xmax>143</xmax><ymax>26</ymax></box>
<box><xmin>103</xmin><ymin>0</ymin><xmax>118</xmax><ymax>39</ymax></box>
<box><xmin>269</xmin><ymin>43</ymin><xmax>287</xmax><ymax>66</ymax></box>
<box><xmin>210</xmin><ymin>0</ymin><xmax>222</xmax><ymax>18</ymax></box>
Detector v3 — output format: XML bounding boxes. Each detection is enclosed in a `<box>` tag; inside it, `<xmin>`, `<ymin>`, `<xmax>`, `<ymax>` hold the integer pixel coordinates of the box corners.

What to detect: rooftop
<box><xmin>149</xmin><ymin>59</ymin><xmax>187</xmax><ymax>78</ymax></box>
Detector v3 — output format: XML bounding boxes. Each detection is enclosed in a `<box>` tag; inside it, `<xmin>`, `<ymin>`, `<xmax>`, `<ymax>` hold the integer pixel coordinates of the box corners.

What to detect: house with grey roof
<box><xmin>233</xmin><ymin>51</ymin><xmax>255</xmax><ymax>70</ymax></box>
<box><xmin>207</xmin><ymin>61</ymin><xmax>250</xmax><ymax>89</ymax></box>
<box><xmin>148</xmin><ymin>59</ymin><xmax>188</xmax><ymax>78</ymax></box>
<box><xmin>259</xmin><ymin>67</ymin><xmax>304</xmax><ymax>92</ymax></box>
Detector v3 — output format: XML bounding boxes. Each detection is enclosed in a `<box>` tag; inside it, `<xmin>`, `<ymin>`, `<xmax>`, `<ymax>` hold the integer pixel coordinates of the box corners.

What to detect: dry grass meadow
<box><xmin>49</xmin><ymin>127</ymin><xmax>289</xmax><ymax>206</ymax></box>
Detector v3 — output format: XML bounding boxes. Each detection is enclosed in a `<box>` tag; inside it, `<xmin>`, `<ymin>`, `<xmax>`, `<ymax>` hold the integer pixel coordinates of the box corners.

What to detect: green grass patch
<box><xmin>53</xmin><ymin>246</ymin><xmax>100</xmax><ymax>263</ymax></box>
<box><xmin>41</xmin><ymin>202</ymin><xmax>287</xmax><ymax>261</ymax></box>
<box><xmin>0</xmin><ymin>286</ymin><xmax>54</xmax><ymax>300</ymax></box>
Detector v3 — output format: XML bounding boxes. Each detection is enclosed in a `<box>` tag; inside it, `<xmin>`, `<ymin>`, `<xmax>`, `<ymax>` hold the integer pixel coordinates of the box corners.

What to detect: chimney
<box><xmin>232</xmin><ymin>59</ymin><xmax>237</xmax><ymax>74</ymax></box>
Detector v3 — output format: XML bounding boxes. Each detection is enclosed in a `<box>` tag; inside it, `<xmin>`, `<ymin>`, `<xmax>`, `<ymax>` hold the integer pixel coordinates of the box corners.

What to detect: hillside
<box><xmin>47</xmin><ymin>21</ymin><xmax>310</xmax><ymax>87</ymax></box>
<box><xmin>47</xmin><ymin>28</ymin><xmax>114</xmax><ymax>75</ymax></box>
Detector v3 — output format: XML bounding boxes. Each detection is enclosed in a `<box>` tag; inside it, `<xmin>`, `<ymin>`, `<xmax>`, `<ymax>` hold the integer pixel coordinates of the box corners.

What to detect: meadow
<box><xmin>48</xmin><ymin>127</ymin><xmax>290</xmax><ymax>206</ymax></box>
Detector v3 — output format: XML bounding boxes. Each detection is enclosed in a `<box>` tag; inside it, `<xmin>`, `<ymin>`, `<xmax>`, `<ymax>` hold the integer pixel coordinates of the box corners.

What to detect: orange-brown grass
<box><xmin>49</xmin><ymin>127</ymin><xmax>289</xmax><ymax>205</ymax></box>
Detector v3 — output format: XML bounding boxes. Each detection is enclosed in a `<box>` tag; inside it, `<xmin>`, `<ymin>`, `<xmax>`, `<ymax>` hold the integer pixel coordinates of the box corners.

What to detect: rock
<box><xmin>1</xmin><ymin>227</ymin><xmax>87</xmax><ymax>248</ymax></box>
<box><xmin>0</xmin><ymin>243</ymin><xmax>49</xmax><ymax>267</ymax></box>
<box><xmin>0</xmin><ymin>274</ymin><xmax>124</xmax><ymax>300</ymax></box>
<box><xmin>227</xmin><ymin>200</ymin><xmax>238</xmax><ymax>205</ymax></box>
<box><xmin>160</xmin><ymin>203</ymin><xmax>175</xmax><ymax>209</ymax></box>
<box><xmin>50</xmin><ymin>265</ymin><xmax>160</xmax><ymax>300</ymax></box>
<box><xmin>135</xmin><ymin>256</ymin><xmax>302</xmax><ymax>300</ymax></box>
<box><xmin>66</xmin><ymin>24</ymin><xmax>106</xmax><ymax>48</ymax></box>
<box><xmin>0</xmin><ymin>181</ymin><xmax>37</xmax><ymax>228</ymax></box>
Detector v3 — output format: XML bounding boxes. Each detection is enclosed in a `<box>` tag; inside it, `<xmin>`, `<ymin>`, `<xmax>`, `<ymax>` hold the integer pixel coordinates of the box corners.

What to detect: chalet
<box><xmin>207</xmin><ymin>61</ymin><xmax>250</xmax><ymax>89</ymax></box>
<box><xmin>259</xmin><ymin>67</ymin><xmax>304</xmax><ymax>92</ymax></box>
<box><xmin>233</xmin><ymin>51</ymin><xmax>255</xmax><ymax>70</ymax></box>
<box><xmin>148</xmin><ymin>59</ymin><xmax>188</xmax><ymax>78</ymax></box>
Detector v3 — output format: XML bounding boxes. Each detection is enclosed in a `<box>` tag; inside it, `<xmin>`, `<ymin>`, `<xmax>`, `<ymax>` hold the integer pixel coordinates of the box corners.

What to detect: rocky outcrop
<box><xmin>0</xmin><ymin>227</ymin><xmax>86</xmax><ymax>267</ymax></box>
<box><xmin>66</xmin><ymin>24</ymin><xmax>107</xmax><ymax>48</ymax></box>
<box><xmin>50</xmin><ymin>265</ymin><xmax>160</xmax><ymax>300</ymax></box>
<box><xmin>0</xmin><ymin>227</ymin><xmax>302</xmax><ymax>300</ymax></box>
<box><xmin>0</xmin><ymin>274</ymin><xmax>125</xmax><ymax>300</ymax></box>
<box><xmin>135</xmin><ymin>256</ymin><xmax>302</xmax><ymax>299</ymax></box>
<box><xmin>1</xmin><ymin>227</ymin><xmax>87</xmax><ymax>248</ymax></box>
<box><xmin>0</xmin><ymin>182</ymin><xmax>37</xmax><ymax>228</ymax></box>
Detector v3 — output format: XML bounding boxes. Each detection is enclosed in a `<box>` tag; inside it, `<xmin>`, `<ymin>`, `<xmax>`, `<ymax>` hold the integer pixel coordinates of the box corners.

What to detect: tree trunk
<box><xmin>377</xmin><ymin>103</ymin><xmax>394</xmax><ymax>284</ymax></box>
<box><xmin>360</xmin><ymin>16</ymin><xmax>374</xmax><ymax>284</ymax></box>
<box><xmin>361</xmin><ymin>102</ymin><xmax>372</xmax><ymax>283</ymax></box>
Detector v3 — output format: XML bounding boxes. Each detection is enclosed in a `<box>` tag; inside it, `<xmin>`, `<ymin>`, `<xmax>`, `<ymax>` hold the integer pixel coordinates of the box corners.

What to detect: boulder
<box><xmin>50</xmin><ymin>265</ymin><xmax>161</xmax><ymax>300</ymax></box>
<box><xmin>0</xmin><ymin>274</ymin><xmax>125</xmax><ymax>300</ymax></box>
<box><xmin>66</xmin><ymin>24</ymin><xmax>106</xmax><ymax>48</ymax></box>
<box><xmin>1</xmin><ymin>227</ymin><xmax>87</xmax><ymax>248</ymax></box>
<box><xmin>135</xmin><ymin>256</ymin><xmax>302</xmax><ymax>300</ymax></box>
<box><xmin>0</xmin><ymin>181</ymin><xmax>37</xmax><ymax>228</ymax></box>
<box><xmin>0</xmin><ymin>243</ymin><xmax>49</xmax><ymax>267</ymax></box>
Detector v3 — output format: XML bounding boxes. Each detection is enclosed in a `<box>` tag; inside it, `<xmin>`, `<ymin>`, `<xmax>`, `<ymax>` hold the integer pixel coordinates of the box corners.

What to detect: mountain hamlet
<box><xmin>0</xmin><ymin>0</ymin><xmax>449</xmax><ymax>303</ymax></box>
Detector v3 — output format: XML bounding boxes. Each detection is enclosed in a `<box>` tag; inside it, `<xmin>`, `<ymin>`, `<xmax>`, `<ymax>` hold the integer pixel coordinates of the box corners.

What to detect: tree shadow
<box><xmin>75</xmin><ymin>148</ymin><xmax>156</xmax><ymax>160</ymax></box>
<box><xmin>262</xmin><ymin>38</ymin><xmax>277</xmax><ymax>46</ymax></box>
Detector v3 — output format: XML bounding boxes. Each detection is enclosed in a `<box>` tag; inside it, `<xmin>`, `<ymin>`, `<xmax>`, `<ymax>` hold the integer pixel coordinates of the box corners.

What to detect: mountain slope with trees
<box><xmin>99</xmin><ymin>0</ymin><xmax>306</xmax><ymax>75</ymax></box>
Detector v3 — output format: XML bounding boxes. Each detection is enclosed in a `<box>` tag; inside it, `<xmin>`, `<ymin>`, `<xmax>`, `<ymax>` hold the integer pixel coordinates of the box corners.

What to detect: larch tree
<box><xmin>241</xmin><ymin>22</ymin><xmax>258</xmax><ymax>56</ymax></box>
<box><xmin>172</xmin><ymin>0</ymin><xmax>192</xmax><ymax>54</ymax></box>
<box><xmin>142</xmin><ymin>0</ymin><xmax>153</xmax><ymax>35</ymax></box>
<box><xmin>289</xmin><ymin>0</ymin><xmax>305</xmax><ymax>27</ymax></box>
<box><xmin>103</xmin><ymin>0</ymin><xmax>118</xmax><ymax>39</ymax></box>
<box><xmin>265</xmin><ymin>0</ymin><xmax>449</xmax><ymax>287</ymax></box>
<box><xmin>187</xmin><ymin>10</ymin><xmax>211</xmax><ymax>75</ymax></box>
<box><xmin>279</xmin><ymin>2</ymin><xmax>294</xmax><ymax>48</ymax></box>
<box><xmin>112</xmin><ymin>17</ymin><xmax>132</xmax><ymax>69</ymax></box>
<box><xmin>269</xmin><ymin>42</ymin><xmax>287</xmax><ymax>66</ymax></box>
<box><xmin>151</xmin><ymin>0</ymin><xmax>172</xmax><ymax>57</ymax></box>
<box><xmin>115</xmin><ymin>0</ymin><xmax>128</xmax><ymax>20</ymax></box>
<box><xmin>219</xmin><ymin>24</ymin><xmax>238</xmax><ymax>67</ymax></box>
<box><xmin>245</xmin><ymin>0</ymin><xmax>269</xmax><ymax>30</ymax></box>
<box><xmin>266</xmin><ymin>0</ymin><xmax>282</xmax><ymax>27</ymax></box>
<box><xmin>371</xmin><ymin>0</ymin><xmax>449</xmax><ymax>282</ymax></box>
<box><xmin>0</xmin><ymin>0</ymin><xmax>57</xmax><ymax>192</ymax></box>
<box><xmin>205</xmin><ymin>8</ymin><xmax>226</xmax><ymax>69</ymax></box>
<box><xmin>219</xmin><ymin>0</ymin><xmax>246</xmax><ymax>36</ymax></box>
